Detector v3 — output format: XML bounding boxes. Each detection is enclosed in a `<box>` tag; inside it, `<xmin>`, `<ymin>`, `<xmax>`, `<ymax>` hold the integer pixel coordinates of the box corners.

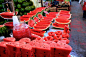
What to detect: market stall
<box><xmin>0</xmin><ymin>0</ymin><xmax>72</xmax><ymax>57</ymax></box>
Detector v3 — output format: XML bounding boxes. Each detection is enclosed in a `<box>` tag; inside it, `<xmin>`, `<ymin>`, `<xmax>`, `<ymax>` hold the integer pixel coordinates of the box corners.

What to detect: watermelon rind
<box><xmin>55</xmin><ymin>20</ymin><xmax>71</xmax><ymax>24</ymax></box>
<box><xmin>33</xmin><ymin>25</ymin><xmax>50</xmax><ymax>30</ymax></box>
<box><xmin>52</xmin><ymin>23</ymin><xmax>69</xmax><ymax>29</ymax></box>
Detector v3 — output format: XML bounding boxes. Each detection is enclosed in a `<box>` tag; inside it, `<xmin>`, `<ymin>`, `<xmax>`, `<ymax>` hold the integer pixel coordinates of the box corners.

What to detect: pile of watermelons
<box><xmin>13</xmin><ymin>0</ymin><xmax>35</xmax><ymax>16</ymax></box>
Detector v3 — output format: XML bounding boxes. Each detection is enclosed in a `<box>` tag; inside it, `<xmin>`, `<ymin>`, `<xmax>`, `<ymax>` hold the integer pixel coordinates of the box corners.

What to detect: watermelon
<box><xmin>59</xmin><ymin>10</ymin><xmax>70</xmax><ymax>14</ymax></box>
<box><xmin>48</xmin><ymin>32</ymin><xmax>55</xmax><ymax>37</ymax></box>
<box><xmin>4</xmin><ymin>22</ymin><xmax>13</xmax><ymax>29</ymax></box>
<box><xmin>20</xmin><ymin>44</ymin><xmax>32</xmax><ymax>56</ymax></box>
<box><xmin>46</xmin><ymin>14</ymin><xmax>56</xmax><ymax>18</ymax></box>
<box><xmin>31</xmin><ymin>33</ymin><xmax>42</xmax><ymax>40</ymax></box>
<box><xmin>54</xmin><ymin>43</ymin><xmax>72</xmax><ymax>57</ymax></box>
<box><xmin>20</xmin><ymin>16</ymin><xmax>30</xmax><ymax>22</ymax></box>
<box><xmin>34</xmin><ymin>17</ymin><xmax>39</xmax><ymax>23</ymax></box>
<box><xmin>3</xmin><ymin>37</ymin><xmax>16</xmax><ymax>42</ymax></box>
<box><xmin>0</xmin><ymin>12</ymin><xmax>14</xmax><ymax>19</ymax></box>
<box><xmin>49</xmin><ymin>12</ymin><xmax>58</xmax><ymax>15</ymax></box>
<box><xmin>38</xmin><ymin>14</ymin><xmax>43</xmax><ymax>19</ymax></box>
<box><xmin>33</xmin><ymin>25</ymin><xmax>50</xmax><ymax>30</ymax></box>
<box><xmin>54</xmin><ymin>35</ymin><xmax>62</xmax><ymax>40</ymax></box>
<box><xmin>20</xmin><ymin>15</ymin><xmax>33</xmax><ymax>22</ymax></box>
<box><xmin>57</xmin><ymin>15</ymin><xmax>71</xmax><ymax>19</ymax></box>
<box><xmin>31</xmin><ymin>31</ymin><xmax>44</xmax><ymax>37</ymax></box>
<box><xmin>30</xmin><ymin>29</ymin><xmax>46</xmax><ymax>34</ymax></box>
<box><xmin>19</xmin><ymin>38</ymin><xmax>31</xmax><ymax>43</ymax></box>
<box><xmin>30</xmin><ymin>29</ymin><xmax>45</xmax><ymax>37</ymax></box>
<box><xmin>52</xmin><ymin>22</ymin><xmax>69</xmax><ymax>29</ymax></box>
<box><xmin>28</xmin><ymin>20</ymin><xmax>35</xmax><ymax>27</ymax></box>
<box><xmin>62</xmin><ymin>33</ymin><xmax>69</xmax><ymax>38</ymax></box>
<box><xmin>63</xmin><ymin>25</ymin><xmax>70</xmax><ymax>34</ymax></box>
<box><xmin>43</xmin><ymin>17</ymin><xmax>54</xmax><ymax>21</ymax></box>
<box><xmin>55</xmin><ymin>31</ymin><xmax>62</xmax><ymax>35</ymax></box>
<box><xmin>55</xmin><ymin>18</ymin><xmax>71</xmax><ymax>24</ymax></box>
<box><xmin>0</xmin><ymin>42</ymin><xmax>8</xmax><ymax>57</ymax></box>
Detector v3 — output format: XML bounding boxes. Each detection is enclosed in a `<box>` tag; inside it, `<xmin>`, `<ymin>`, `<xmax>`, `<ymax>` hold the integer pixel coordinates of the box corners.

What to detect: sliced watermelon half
<box><xmin>20</xmin><ymin>16</ymin><xmax>30</xmax><ymax>22</ymax></box>
<box><xmin>57</xmin><ymin>15</ymin><xmax>71</xmax><ymax>19</ymax></box>
<box><xmin>33</xmin><ymin>25</ymin><xmax>50</xmax><ymax>30</ymax></box>
<box><xmin>28</xmin><ymin>20</ymin><xmax>35</xmax><ymax>27</ymax></box>
<box><xmin>0</xmin><ymin>12</ymin><xmax>14</xmax><ymax>19</ymax></box>
<box><xmin>38</xmin><ymin>14</ymin><xmax>43</xmax><ymax>19</ymax></box>
<box><xmin>30</xmin><ymin>29</ymin><xmax>46</xmax><ymax>34</ymax></box>
<box><xmin>34</xmin><ymin>17</ymin><xmax>39</xmax><ymax>23</ymax></box>
<box><xmin>55</xmin><ymin>18</ymin><xmax>71</xmax><ymax>24</ymax></box>
<box><xmin>4</xmin><ymin>22</ymin><xmax>13</xmax><ymax>29</ymax></box>
<box><xmin>52</xmin><ymin>22</ymin><xmax>69</xmax><ymax>29</ymax></box>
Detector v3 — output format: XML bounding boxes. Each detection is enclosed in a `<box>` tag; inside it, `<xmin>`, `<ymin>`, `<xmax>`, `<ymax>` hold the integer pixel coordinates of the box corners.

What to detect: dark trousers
<box><xmin>83</xmin><ymin>11</ymin><xmax>86</xmax><ymax>18</ymax></box>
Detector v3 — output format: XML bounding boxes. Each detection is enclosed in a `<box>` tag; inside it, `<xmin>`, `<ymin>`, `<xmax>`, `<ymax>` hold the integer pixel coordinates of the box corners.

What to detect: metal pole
<box><xmin>41</xmin><ymin>0</ymin><xmax>43</xmax><ymax>7</ymax></box>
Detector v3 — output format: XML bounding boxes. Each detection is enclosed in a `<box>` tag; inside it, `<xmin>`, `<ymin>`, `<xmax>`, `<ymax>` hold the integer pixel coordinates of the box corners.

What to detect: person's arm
<box><xmin>79</xmin><ymin>0</ymin><xmax>82</xmax><ymax>4</ymax></box>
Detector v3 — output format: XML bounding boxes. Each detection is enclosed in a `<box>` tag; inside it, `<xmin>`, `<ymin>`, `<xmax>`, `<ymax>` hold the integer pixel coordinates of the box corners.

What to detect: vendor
<box><xmin>51</xmin><ymin>0</ymin><xmax>59</xmax><ymax>7</ymax></box>
<box><xmin>79</xmin><ymin>0</ymin><xmax>86</xmax><ymax>18</ymax></box>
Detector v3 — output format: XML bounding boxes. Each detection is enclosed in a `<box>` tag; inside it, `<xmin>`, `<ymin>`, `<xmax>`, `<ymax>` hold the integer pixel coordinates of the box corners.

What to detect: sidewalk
<box><xmin>69</xmin><ymin>1</ymin><xmax>86</xmax><ymax>57</ymax></box>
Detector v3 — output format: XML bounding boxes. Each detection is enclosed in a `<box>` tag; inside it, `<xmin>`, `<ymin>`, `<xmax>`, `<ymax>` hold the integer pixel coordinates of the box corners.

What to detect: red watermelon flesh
<box><xmin>31</xmin><ymin>33</ymin><xmax>42</xmax><ymax>40</ymax></box>
<box><xmin>19</xmin><ymin>38</ymin><xmax>31</xmax><ymax>43</ymax></box>
<box><xmin>28</xmin><ymin>20</ymin><xmax>35</xmax><ymax>27</ymax></box>
<box><xmin>34</xmin><ymin>17</ymin><xmax>39</xmax><ymax>22</ymax></box>
<box><xmin>41</xmin><ymin>18</ymin><xmax>53</xmax><ymax>21</ymax></box>
<box><xmin>49</xmin><ymin>12</ymin><xmax>58</xmax><ymax>14</ymax></box>
<box><xmin>36</xmin><ymin>23</ymin><xmax>50</xmax><ymax>26</ymax></box>
<box><xmin>54</xmin><ymin>35</ymin><xmax>62</xmax><ymax>40</ymax></box>
<box><xmin>61</xmin><ymin>38</ymin><xmax>70</xmax><ymax>44</ymax></box>
<box><xmin>60</xmin><ymin>10</ymin><xmax>70</xmax><ymax>13</ymax></box>
<box><xmin>0</xmin><ymin>12</ymin><xmax>14</xmax><ymax>19</ymax></box>
<box><xmin>34</xmin><ymin>26</ymin><xmax>49</xmax><ymax>30</ymax></box>
<box><xmin>20</xmin><ymin>44</ymin><xmax>32</xmax><ymax>55</ymax></box>
<box><xmin>48</xmin><ymin>32</ymin><xmax>55</xmax><ymax>37</ymax></box>
<box><xmin>4</xmin><ymin>22</ymin><xmax>13</xmax><ymax>29</ymax></box>
<box><xmin>38</xmin><ymin>14</ymin><xmax>43</xmax><ymax>19</ymax></box>
<box><xmin>52</xmin><ymin>22</ymin><xmax>69</xmax><ymax>28</ymax></box>
<box><xmin>22</xmin><ymin>15</ymin><xmax>33</xmax><ymax>18</ymax></box>
<box><xmin>54</xmin><ymin>43</ymin><xmax>72</xmax><ymax>57</ymax></box>
<box><xmin>36</xmin><ymin>43</ymin><xmax>50</xmax><ymax>55</ymax></box>
<box><xmin>37</xmin><ymin>21</ymin><xmax>51</xmax><ymax>24</ymax></box>
<box><xmin>3</xmin><ymin>37</ymin><xmax>16</xmax><ymax>42</ymax></box>
<box><xmin>27</xmin><ymin>12</ymin><xmax>36</xmax><ymax>15</ymax></box>
<box><xmin>57</xmin><ymin>16</ymin><xmax>71</xmax><ymax>19</ymax></box>
<box><xmin>55</xmin><ymin>31</ymin><xmax>62</xmax><ymax>35</ymax></box>
<box><xmin>31</xmin><ymin>31</ymin><xmax>44</xmax><ymax>37</ymax></box>
<box><xmin>62</xmin><ymin>33</ymin><xmax>69</xmax><ymax>38</ymax></box>
<box><xmin>46</xmin><ymin>14</ymin><xmax>56</xmax><ymax>18</ymax></box>
<box><xmin>20</xmin><ymin>16</ymin><xmax>30</xmax><ymax>22</ymax></box>
<box><xmin>0</xmin><ymin>42</ymin><xmax>8</xmax><ymax>54</ymax></box>
<box><xmin>35</xmin><ymin>24</ymin><xmax>49</xmax><ymax>27</ymax></box>
<box><xmin>55</xmin><ymin>18</ymin><xmax>71</xmax><ymax>24</ymax></box>
<box><xmin>43</xmin><ymin>17</ymin><xmax>54</xmax><ymax>19</ymax></box>
<box><xmin>30</xmin><ymin>29</ymin><xmax>46</xmax><ymax>34</ymax></box>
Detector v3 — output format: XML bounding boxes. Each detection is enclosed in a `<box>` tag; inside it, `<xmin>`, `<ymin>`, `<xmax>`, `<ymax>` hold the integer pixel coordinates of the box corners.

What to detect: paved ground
<box><xmin>69</xmin><ymin>1</ymin><xmax>86</xmax><ymax>57</ymax></box>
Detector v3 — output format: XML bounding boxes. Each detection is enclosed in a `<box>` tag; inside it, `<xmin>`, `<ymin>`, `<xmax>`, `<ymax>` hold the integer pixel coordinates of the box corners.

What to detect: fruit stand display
<box><xmin>0</xmin><ymin>6</ymin><xmax>72</xmax><ymax>56</ymax></box>
<box><xmin>0</xmin><ymin>0</ymin><xmax>73</xmax><ymax>56</ymax></box>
